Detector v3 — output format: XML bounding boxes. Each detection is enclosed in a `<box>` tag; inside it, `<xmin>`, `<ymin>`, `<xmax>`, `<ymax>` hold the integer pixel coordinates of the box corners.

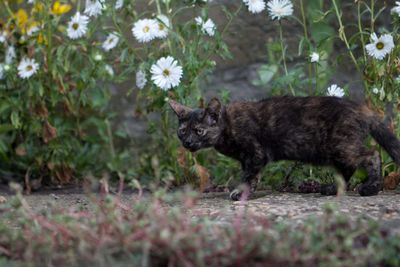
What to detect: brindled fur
<box><xmin>169</xmin><ymin>96</ymin><xmax>400</xmax><ymax>200</ymax></box>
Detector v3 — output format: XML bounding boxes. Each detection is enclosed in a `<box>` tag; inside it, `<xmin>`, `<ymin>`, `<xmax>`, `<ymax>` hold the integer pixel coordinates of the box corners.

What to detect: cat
<box><xmin>169</xmin><ymin>96</ymin><xmax>400</xmax><ymax>200</ymax></box>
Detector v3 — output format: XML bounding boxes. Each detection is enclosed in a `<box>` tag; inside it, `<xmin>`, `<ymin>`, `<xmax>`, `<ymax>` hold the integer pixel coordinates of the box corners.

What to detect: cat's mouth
<box><xmin>186</xmin><ymin>146</ymin><xmax>200</xmax><ymax>152</ymax></box>
<box><xmin>183</xmin><ymin>143</ymin><xmax>201</xmax><ymax>152</ymax></box>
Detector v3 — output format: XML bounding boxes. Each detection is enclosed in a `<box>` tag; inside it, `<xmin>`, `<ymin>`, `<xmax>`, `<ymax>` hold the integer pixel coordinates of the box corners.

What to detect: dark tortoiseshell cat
<box><xmin>169</xmin><ymin>96</ymin><xmax>400</xmax><ymax>200</ymax></box>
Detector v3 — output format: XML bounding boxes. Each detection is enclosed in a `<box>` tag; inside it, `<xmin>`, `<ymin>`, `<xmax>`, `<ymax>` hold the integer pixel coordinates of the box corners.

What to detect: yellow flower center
<box><xmin>376</xmin><ymin>42</ymin><xmax>384</xmax><ymax>50</ymax></box>
<box><xmin>159</xmin><ymin>24</ymin><xmax>164</xmax><ymax>30</ymax></box>
<box><xmin>143</xmin><ymin>26</ymin><xmax>150</xmax><ymax>33</ymax></box>
<box><xmin>26</xmin><ymin>65</ymin><xmax>33</xmax><ymax>71</ymax></box>
<box><xmin>163</xmin><ymin>69</ymin><xmax>170</xmax><ymax>77</ymax></box>
<box><xmin>72</xmin><ymin>23</ymin><xmax>79</xmax><ymax>30</ymax></box>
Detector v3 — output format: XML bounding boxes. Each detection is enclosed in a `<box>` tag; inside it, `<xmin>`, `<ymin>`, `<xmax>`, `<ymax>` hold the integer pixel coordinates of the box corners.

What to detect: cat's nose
<box><xmin>183</xmin><ymin>141</ymin><xmax>191</xmax><ymax>148</ymax></box>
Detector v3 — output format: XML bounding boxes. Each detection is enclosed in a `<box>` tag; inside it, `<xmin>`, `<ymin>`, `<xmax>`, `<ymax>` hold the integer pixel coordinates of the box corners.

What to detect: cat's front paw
<box><xmin>229</xmin><ymin>187</ymin><xmax>251</xmax><ymax>201</ymax></box>
<box><xmin>229</xmin><ymin>189</ymin><xmax>242</xmax><ymax>201</ymax></box>
<box><xmin>320</xmin><ymin>184</ymin><xmax>337</xmax><ymax>196</ymax></box>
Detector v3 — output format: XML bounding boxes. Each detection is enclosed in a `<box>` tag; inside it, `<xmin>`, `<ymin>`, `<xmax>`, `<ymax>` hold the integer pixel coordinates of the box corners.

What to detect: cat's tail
<box><xmin>370</xmin><ymin>119</ymin><xmax>400</xmax><ymax>164</ymax></box>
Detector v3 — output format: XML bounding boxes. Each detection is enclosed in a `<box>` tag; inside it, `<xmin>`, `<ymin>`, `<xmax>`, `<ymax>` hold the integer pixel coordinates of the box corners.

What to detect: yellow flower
<box><xmin>32</xmin><ymin>2</ymin><xmax>44</xmax><ymax>14</ymax></box>
<box><xmin>14</xmin><ymin>9</ymin><xmax>28</xmax><ymax>32</ymax></box>
<box><xmin>52</xmin><ymin>1</ymin><xmax>72</xmax><ymax>16</ymax></box>
<box><xmin>37</xmin><ymin>32</ymin><xmax>47</xmax><ymax>45</ymax></box>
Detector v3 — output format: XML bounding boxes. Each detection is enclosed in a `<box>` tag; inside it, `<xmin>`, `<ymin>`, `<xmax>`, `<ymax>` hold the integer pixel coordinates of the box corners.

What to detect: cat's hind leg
<box><xmin>321</xmin><ymin>150</ymin><xmax>382</xmax><ymax>196</ymax></box>
<box><xmin>357</xmin><ymin>150</ymin><xmax>382</xmax><ymax>196</ymax></box>
<box><xmin>320</xmin><ymin>163</ymin><xmax>356</xmax><ymax>196</ymax></box>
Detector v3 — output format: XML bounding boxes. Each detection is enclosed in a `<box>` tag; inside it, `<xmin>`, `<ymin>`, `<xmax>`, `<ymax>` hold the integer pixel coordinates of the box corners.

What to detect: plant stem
<box><xmin>155</xmin><ymin>0</ymin><xmax>174</xmax><ymax>55</ymax></box>
<box><xmin>357</xmin><ymin>1</ymin><xmax>367</xmax><ymax>64</ymax></box>
<box><xmin>314</xmin><ymin>63</ymin><xmax>319</xmax><ymax>95</ymax></box>
<box><xmin>155</xmin><ymin>0</ymin><xmax>162</xmax><ymax>15</ymax></box>
<box><xmin>111</xmin><ymin>5</ymin><xmax>143</xmax><ymax>61</ymax></box>
<box><xmin>331</xmin><ymin>0</ymin><xmax>361</xmax><ymax>74</ymax></box>
<box><xmin>370</xmin><ymin>0</ymin><xmax>375</xmax><ymax>32</ymax></box>
<box><xmin>299</xmin><ymin>0</ymin><xmax>308</xmax><ymax>39</ymax></box>
<box><xmin>300</xmin><ymin>0</ymin><xmax>313</xmax><ymax>95</ymax></box>
<box><xmin>278</xmin><ymin>20</ymin><xmax>295</xmax><ymax>96</ymax></box>
<box><xmin>106</xmin><ymin>120</ymin><xmax>116</xmax><ymax>158</ymax></box>
<box><xmin>2</xmin><ymin>1</ymin><xmax>14</xmax><ymax>18</ymax></box>
<box><xmin>189</xmin><ymin>3</ymin><xmax>242</xmax><ymax>87</ymax></box>
<box><xmin>46</xmin><ymin>1</ymin><xmax>53</xmax><ymax>71</ymax></box>
<box><xmin>165</xmin><ymin>1</ymin><xmax>174</xmax><ymax>55</ymax></box>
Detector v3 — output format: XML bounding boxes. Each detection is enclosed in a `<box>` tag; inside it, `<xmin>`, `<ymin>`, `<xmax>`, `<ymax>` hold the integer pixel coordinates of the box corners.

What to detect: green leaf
<box><xmin>298</xmin><ymin>36</ymin><xmax>306</xmax><ymax>56</ymax></box>
<box><xmin>253</xmin><ymin>64</ymin><xmax>279</xmax><ymax>86</ymax></box>
<box><xmin>310</xmin><ymin>22</ymin><xmax>335</xmax><ymax>53</ymax></box>
<box><xmin>38</xmin><ymin>85</ymin><xmax>44</xmax><ymax>97</ymax></box>
<box><xmin>354</xmin><ymin>168</ymin><xmax>368</xmax><ymax>181</ymax></box>
<box><xmin>0</xmin><ymin>101</ymin><xmax>11</xmax><ymax>114</ymax></box>
<box><xmin>0</xmin><ymin>124</ymin><xmax>15</xmax><ymax>134</ymax></box>
<box><xmin>10</xmin><ymin>112</ymin><xmax>21</xmax><ymax>129</ymax></box>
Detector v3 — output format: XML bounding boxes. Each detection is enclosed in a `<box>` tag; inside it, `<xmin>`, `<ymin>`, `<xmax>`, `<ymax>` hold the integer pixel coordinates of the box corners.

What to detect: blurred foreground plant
<box><xmin>0</xmin><ymin>188</ymin><xmax>399</xmax><ymax>266</ymax></box>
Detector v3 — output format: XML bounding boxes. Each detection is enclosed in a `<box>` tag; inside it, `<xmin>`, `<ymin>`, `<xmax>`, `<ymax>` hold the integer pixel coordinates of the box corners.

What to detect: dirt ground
<box><xmin>2</xmin><ymin>186</ymin><xmax>399</xmax><ymax>234</ymax></box>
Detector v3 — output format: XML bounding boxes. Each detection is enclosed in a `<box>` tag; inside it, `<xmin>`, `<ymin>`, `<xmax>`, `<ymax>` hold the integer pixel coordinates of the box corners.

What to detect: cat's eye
<box><xmin>178</xmin><ymin>128</ymin><xmax>186</xmax><ymax>135</ymax></box>
<box><xmin>196</xmin><ymin>128</ymin><xmax>205</xmax><ymax>136</ymax></box>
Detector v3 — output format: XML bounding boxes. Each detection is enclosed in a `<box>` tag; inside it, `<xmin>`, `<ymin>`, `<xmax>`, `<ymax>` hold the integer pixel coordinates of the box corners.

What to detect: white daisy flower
<box><xmin>115</xmin><ymin>0</ymin><xmax>123</xmax><ymax>9</ymax></box>
<box><xmin>195</xmin><ymin>17</ymin><xmax>216</xmax><ymax>36</ymax></box>
<box><xmin>326</xmin><ymin>84</ymin><xmax>345</xmax><ymax>97</ymax></box>
<box><xmin>5</xmin><ymin>46</ymin><xmax>16</xmax><ymax>64</ymax></box>
<box><xmin>102</xmin><ymin>32</ymin><xmax>119</xmax><ymax>51</ymax></box>
<box><xmin>154</xmin><ymin>15</ymin><xmax>170</xmax><ymax>39</ymax></box>
<box><xmin>151</xmin><ymin>56</ymin><xmax>183</xmax><ymax>90</ymax></box>
<box><xmin>0</xmin><ymin>31</ymin><xmax>7</xmax><ymax>43</ymax></box>
<box><xmin>243</xmin><ymin>0</ymin><xmax>266</xmax><ymax>14</ymax></box>
<box><xmin>132</xmin><ymin>19</ymin><xmax>157</xmax><ymax>43</ymax></box>
<box><xmin>136</xmin><ymin>70</ymin><xmax>147</xmax><ymax>89</ymax></box>
<box><xmin>105</xmin><ymin>65</ymin><xmax>114</xmax><ymax>76</ymax></box>
<box><xmin>267</xmin><ymin>0</ymin><xmax>293</xmax><ymax>20</ymax></box>
<box><xmin>84</xmin><ymin>0</ymin><xmax>105</xmax><ymax>17</ymax></box>
<box><xmin>0</xmin><ymin>64</ymin><xmax>4</xmax><ymax>80</ymax></box>
<box><xmin>67</xmin><ymin>12</ymin><xmax>90</xmax><ymax>39</ymax></box>
<box><xmin>17</xmin><ymin>58</ymin><xmax>39</xmax><ymax>79</ymax></box>
<box><xmin>310</xmin><ymin>52</ymin><xmax>320</xmax><ymax>63</ymax></box>
<box><xmin>391</xmin><ymin>2</ymin><xmax>400</xmax><ymax>16</ymax></box>
<box><xmin>365</xmin><ymin>33</ymin><xmax>395</xmax><ymax>60</ymax></box>
<box><xmin>372</xmin><ymin>87</ymin><xmax>379</xmax><ymax>94</ymax></box>
<box><xmin>27</xmin><ymin>0</ymin><xmax>35</xmax><ymax>3</ymax></box>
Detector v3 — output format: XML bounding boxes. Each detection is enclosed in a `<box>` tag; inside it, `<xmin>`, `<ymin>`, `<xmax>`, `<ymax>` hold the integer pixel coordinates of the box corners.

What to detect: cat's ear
<box><xmin>168</xmin><ymin>100</ymin><xmax>192</xmax><ymax>119</ymax></box>
<box><xmin>206</xmin><ymin>98</ymin><xmax>222</xmax><ymax>122</ymax></box>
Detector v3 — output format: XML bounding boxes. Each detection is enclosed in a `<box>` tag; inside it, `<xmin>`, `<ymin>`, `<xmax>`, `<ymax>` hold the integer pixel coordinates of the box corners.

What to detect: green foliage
<box><xmin>1</xmin><ymin>0</ymin><xmax>400</xmax><ymax>189</ymax></box>
<box><xmin>0</xmin><ymin>0</ymin><xmax>237</xmax><ymax>186</ymax></box>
